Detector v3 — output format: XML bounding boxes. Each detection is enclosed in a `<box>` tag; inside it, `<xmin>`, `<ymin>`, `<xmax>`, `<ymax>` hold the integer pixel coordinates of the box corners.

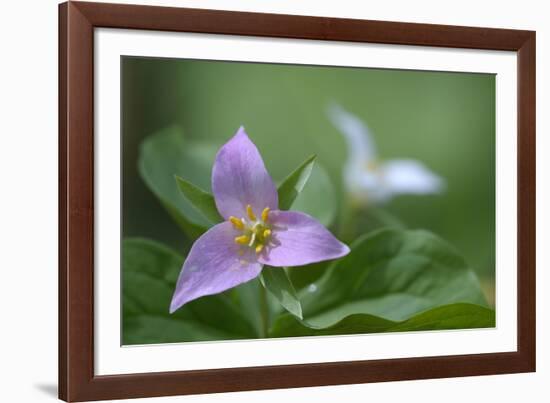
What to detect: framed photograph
<box><xmin>59</xmin><ymin>1</ymin><xmax>536</xmax><ymax>401</ymax></box>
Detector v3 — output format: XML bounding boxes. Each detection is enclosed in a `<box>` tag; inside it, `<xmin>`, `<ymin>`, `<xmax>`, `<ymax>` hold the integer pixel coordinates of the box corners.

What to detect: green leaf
<box><xmin>287</xmin><ymin>260</ymin><xmax>332</xmax><ymax>291</ymax></box>
<box><xmin>277</xmin><ymin>155</ymin><xmax>316</xmax><ymax>210</ymax></box>
<box><xmin>270</xmin><ymin>303</ymin><xmax>495</xmax><ymax>337</ymax></box>
<box><xmin>272</xmin><ymin>311</ymin><xmax>395</xmax><ymax>338</ymax></box>
<box><xmin>388</xmin><ymin>303</ymin><xmax>495</xmax><ymax>332</ymax></box>
<box><xmin>175</xmin><ymin>176</ymin><xmax>222</xmax><ymax>224</ymax></box>
<box><xmin>122</xmin><ymin>238</ymin><xmax>258</xmax><ymax>344</ymax></box>
<box><xmin>276</xmin><ymin>153</ymin><xmax>338</xmax><ymax>227</ymax></box>
<box><xmin>124</xmin><ymin>315</ymin><xmax>238</xmax><ymax>344</ymax></box>
<box><xmin>260</xmin><ymin>267</ymin><xmax>303</xmax><ymax>319</ymax></box>
<box><xmin>291</xmin><ymin>162</ymin><xmax>337</xmax><ymax>227</ymax></box>
<box><xmin>138</xmin><ymin>126</ymin><xmax>217</xmax><ymax>238</ymax></box>
<box><xmin>299</xmin><ymin>228</ymin><xmax>488</xmax><ymax>328</ymax></box>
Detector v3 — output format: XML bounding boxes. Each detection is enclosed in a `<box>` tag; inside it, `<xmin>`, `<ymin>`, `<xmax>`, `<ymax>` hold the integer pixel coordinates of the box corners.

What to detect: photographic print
<box><xmin>121</xmin><ymin>57</ymin><xmax>496</xmax><ymax>345</ymax></box>
<box><xmin>59</xmin><ymin>4</ymin><xmax>535</xmax><ymax>400</ymax></box>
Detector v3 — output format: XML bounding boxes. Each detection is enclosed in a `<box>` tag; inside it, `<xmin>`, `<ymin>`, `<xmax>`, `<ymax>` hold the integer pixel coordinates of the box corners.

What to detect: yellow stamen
<box><xmin>234</xmin><ymin>235</ymin><xmax>250</xmax><ymax>245</ymax></box>
<box><xmin>246</xmin><ymin>204</ymin><xmax>257</xmax><ymax>221</ymax></box>
<box><xmin>263</xmin><ymin>229</ymin><xmax>271</xmax><ymax>238</ymax></box>
<box><xmin>261</xmin><ymin>207</ymin><xmax>270</xmax><ymax>222</ymax></box>
<box><xmin>229</xmin><ymin>216</ymin><xmax>244</xmax><ymax>230</ymax></box>
<box><xmin>255</xmin><ymin>244</ymin><xmax>264</xmax><ymax>254</ymax></box>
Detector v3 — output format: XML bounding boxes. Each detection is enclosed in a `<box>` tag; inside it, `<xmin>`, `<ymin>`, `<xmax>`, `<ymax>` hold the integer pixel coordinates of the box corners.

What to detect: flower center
<box><xmin>363</xmin><ymin>159</ymin><xmax>380</xmax><ymax>172</ymax></box>
<box><xmin>229</xmin><ymin>205</ymin><xmax>272</xmax><ymax>254</ymax></box>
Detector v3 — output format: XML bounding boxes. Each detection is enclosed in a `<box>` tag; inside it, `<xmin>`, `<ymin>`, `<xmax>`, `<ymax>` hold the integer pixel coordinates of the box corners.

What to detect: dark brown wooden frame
<box><xmin>59</xmin><ymin>1</ymin><xmax>536</xmax><ymax>401</ymax></box>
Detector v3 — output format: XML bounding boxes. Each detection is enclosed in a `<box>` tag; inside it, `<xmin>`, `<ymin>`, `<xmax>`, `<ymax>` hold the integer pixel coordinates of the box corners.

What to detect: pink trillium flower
<box><xmin>170</xmin><ymin>128</ymin><xmax>350</xmax><ymax>313</ymax></box>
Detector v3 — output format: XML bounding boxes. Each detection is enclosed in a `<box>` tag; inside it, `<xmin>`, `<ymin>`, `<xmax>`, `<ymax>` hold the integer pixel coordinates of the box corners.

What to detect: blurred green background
<box><xmin>122</xmin><ymin>57</ymin><xmax>495</xmax><ymax>305</ymax></box>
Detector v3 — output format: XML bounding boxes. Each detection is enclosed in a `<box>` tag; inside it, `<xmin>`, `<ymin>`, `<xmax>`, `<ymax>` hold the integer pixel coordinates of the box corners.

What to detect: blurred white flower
<box><xmin>328</xmin><ymin>103</ymin><xmax>444</xmax><ymax>205</ymax></box>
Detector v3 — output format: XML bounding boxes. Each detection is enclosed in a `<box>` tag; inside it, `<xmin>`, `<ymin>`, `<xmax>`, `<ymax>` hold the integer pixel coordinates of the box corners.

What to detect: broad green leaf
<box><xmin>122</xmin><ymin>238</ymin><xmax>258</xmax><ymax>344</ymax></box>
<box><xmin>287</xmin><ymin>260</ymin><xmax>331</xmax><ymax>291</ymax></box>
<box><xmin>270</xmin><ymin>303</ymin><xmax>495</xmax><ymax>337</ymax></box>
<box><xmin>291</xmin><ymin>162</ymin><xmax>337</xmax><ymax>227</ymax></box>
<box><xmin>299</xmin><ymin>228</ymin><xmax>488</xmax><ymax>328</ymax></box>
<box><xmin>124</xmin><ymin>315</ymin><xmax>238</xmax><ymax>344</ymax></box>
<box><xmin>338</xmin><ymin>205</ymin><xmax>406</xmax><ymax>242</ymax></box>
<box><xmin>271</xmin><ymin>311</ymin><xmax>395</xmax><ymax>338</ymax></box>
<box><xmin>277</xmin><ymin>155</ymin><xmax>316</xmax><ymax>210</ymax></box>
<box><xmin>175</xmin><ymin>175</ymin><xmax>222</xmax><ymax>224</ymax></box>
<box><xmin>388</xmin><ymin>303</ymin><xmax>495</xmax><ymax>332</ymax></box>
<box><xmin>260</xmin><ymin>267</ymin><xmax>302</xmax><ymax>319</ymax></box>
<box><xmin>138</xmin><ymin>127</ymin><xmax>217</xmax><ymax>238</ymax></box>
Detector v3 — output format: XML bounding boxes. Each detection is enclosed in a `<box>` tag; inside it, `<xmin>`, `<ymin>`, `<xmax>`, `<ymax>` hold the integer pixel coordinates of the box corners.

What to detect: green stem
<box><xmin>259</xmin><ymin>282</ymin><xmax>269</xmax><ymax>338</ymax></box>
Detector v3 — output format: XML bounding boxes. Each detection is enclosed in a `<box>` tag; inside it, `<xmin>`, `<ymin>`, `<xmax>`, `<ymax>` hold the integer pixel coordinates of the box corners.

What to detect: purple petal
<box><xmin>170</xmin><ymin>222</ymin><xmax>262</xmax><ymax>313</ymax></box>
<box><xmin>212</xmin><ymin>127</ymin><xmax>278</xmax><ymax>220</ymax></box>
<box><xmin>258</xmin><ymin>210</ymin><xmax>350</xmax><ymax>267</ymax></box>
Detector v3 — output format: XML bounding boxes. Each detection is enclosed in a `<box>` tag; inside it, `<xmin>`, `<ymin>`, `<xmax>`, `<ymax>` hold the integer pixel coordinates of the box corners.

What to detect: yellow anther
<box><xmin>229</xmin><ymin>216</ymin><xmax>244</xmax><ymax>230</ymax></box>
<box><xmin>246</xmin><ymin>204</ymin><xmax>257</xmax><ymax>221</ymax></box>
<box><xmin>255</xmin><ymin>244</ymin><xmax>264</xmax><ymax>254</ymax></box>
<box><xmin>263</xmin><ymin>229</ymin><xmax>271</xmax><ymax>238</ymax></box>
<box><xmin>234</xmin><ymin>235</ymin><xmax>250</xmax><ymax>245</ymax></box>
<box><xmin>261</xmin><ymin>207</ymin><xmax>270</xmax><ymax>222</ymax></box>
